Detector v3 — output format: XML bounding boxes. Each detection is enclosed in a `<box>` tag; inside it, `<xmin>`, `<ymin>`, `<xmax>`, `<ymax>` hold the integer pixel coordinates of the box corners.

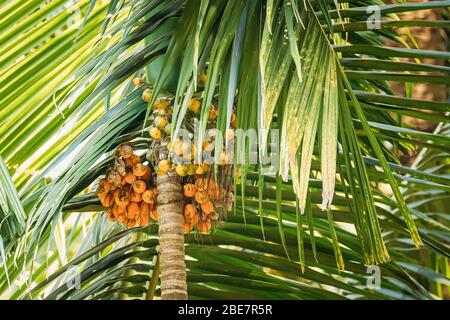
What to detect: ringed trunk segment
<box><xmin>156</xmin><ymin>172</ymin><xmax>187</xmax><ymax>300</ymax></box>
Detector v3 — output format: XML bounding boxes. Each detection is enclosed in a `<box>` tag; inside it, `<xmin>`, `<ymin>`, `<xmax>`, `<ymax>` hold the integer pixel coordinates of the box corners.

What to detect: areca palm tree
<box><xmin>0</xmin><ymin>0</ymin><xmax>449</xmax><ymax>300</ymax></box>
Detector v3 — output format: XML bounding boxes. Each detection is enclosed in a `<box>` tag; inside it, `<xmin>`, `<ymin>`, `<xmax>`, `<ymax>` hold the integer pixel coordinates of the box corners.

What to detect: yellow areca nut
<box><xmin>176</xmin><ymin>164</ymin><xmax>188</xmax><ymax>176</ymax></box>
<box><xmin>158</xmin><ymin>159</ymin><xmax>171</xmax><ymax>174</ymax></box>
<box><xmin>142</xmin><ymin>89</ymin><xmax>151</xmax><ymax>103</ymax></box>
<box><xmin>198</xmin><ymin>72</ymin><xmax>207</xmax><ymax>86</ymax></box>
<box><xmin>154</xmin><ymin>116</ymin><xmax>167</xmax><ymax>130</ymax></box>
<box><xmin>149</xmin><ymin>127</ymin><xmax>162</xmax><ymax>140</ymax></box>
<box><xmin>220</xmin><ymin>152</ymin><xmax>228</xmax><ymax>164</ymax></box>
<box><xmin>154</xmin><ymin>99</ymin><xmax>169</xmax><ymax>110</ymax></box>
<box><xmin>133</xmin><ymin>77</ymin><xmax>143</xmax><ymax>88</ymax></box>
<box><xmin>172</xmin><ymin>140</ymin><xmax>183</xmax><ymax>156</ymax></box>
<box><xmin>187</xmin><ymin>164</ymin><xmax>197</xmax><ymax>175</ymax></box>
<box><xmin>208</xmin><ymin>106</ymin><xmax>218</xmax><ymax>121</ymax></box>
<box><xmin>181</xmin><ymin>142</ymin><xmax>192</xmax><ymax>156</ymax></box>
<box><xmin>164</xmin><ymin>123</ymin><xmax>172</xmax><ymax>135</ymax></box>
<box><xmin>195</xmin><ymin>164</ymin><xmax>207</xmax><ymax>175</ymax></box>
<box><xmin>188</xmin><ymin>98</ymin><xmax>201</xmax><ymax>114</ymax></box>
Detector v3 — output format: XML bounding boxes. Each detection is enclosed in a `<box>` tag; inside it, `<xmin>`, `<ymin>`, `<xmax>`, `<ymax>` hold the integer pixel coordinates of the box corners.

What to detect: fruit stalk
<box><xmin>156</xmin><ymin>172</ymin><xmax>187</xmax><ymax>300</ymax></box>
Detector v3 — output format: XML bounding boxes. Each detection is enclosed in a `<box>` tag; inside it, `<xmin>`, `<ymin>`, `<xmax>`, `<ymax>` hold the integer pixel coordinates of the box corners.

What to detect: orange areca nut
<box><xmin>125</xmin><ymin>154</ymin><xmax>140</xmax><ymax>167</ymax></box>
<box><xmin>127</xmin><ymin>202</ymin><xmax>140</xmax><ymax>219</ymax></box>
<box><xmin>190</xmin><ymin>212</ymin><xmax>199</xmax><ymax>225</ymax></box>
<box><xmin>140</xmin><ymin>202</ymin><xmax>149</xmax><ymax>215</ymax></box>
<box><xmin>217</xmin><ymin>187</ymin><xmax>226</xmax><ymax>201</ymax></box>
<box><xmin>111</xmin><ymin>205</ymin><xmax>120</xmax><ymax>219</ymax></box>
<box><xmin>196</xmin><ymin>219</ymin><xmax>212</xmax><ymax>233</ymax></box>
<box><xmin>133</xmin><ymin>163</ymin><xmax>147</xmax><ymax>177</ymax></box>
<box><xmin>123</xmin><ymin>172</ymin><xmax>136</xmax><ymax>185</ymax></box>
<box><xmin>207</xmin><ymin>180</ymin><xmax>217</xmax><ymax>198</ymax></box>
<box><xmin>208</xmin><ymin>179</ymin><xmax>217</xmax><ymax>189</ymax></box>
<box><xmin>142</xmin><ymin>189</ymin><xmax>156</xmax><ymax>204</ymax></box>
<box><xmin>183</xmin><ymin>204</ymin><xmax>197</xmax><ymax>221</ymax></box>
<box><xmin>101</xmin><ymin>193</ymin><xmax>114</xmax><ymax>208</ymax></box>
<box><xmin>137</xmin><ymin>214</ymin><xmax>148</xmax><ymax>227</ymax></box>
<box><xmin>132</xmin><ymin>154</ymin><xmax>141</xmax><ymax>164</ymax></box>
<box><xmin>116</xmin><ymin>160</ymin><xmax>127</xmax><ymax>177</ymax></box>
<box><xmin>97</xmin><ymin>193</ymin><xmax>108</xmax><ymax>206</ymax></box>
<box><xmin>209</xmin><ymin>211</ymin><xmax>220</xmax><ymax>221</ymax></box>
<box><xmin>210</xmin><ymin>184</ymin><xmax>225</xmax><ymax>201</ymax></box>
<box><xmin>200</xmin><ymin>200</ymin><xmax>215</xmax><ymax>214</ymax></box>
<box><xmin>97</xmin><ymin>178</ymin><xmax>110</xmax><ymax>194</ymax></box>
<box><xmin>125</xmin><ymin>158</ymin><xmax>134</xmax><ymax>167</ymax></box>
<box><xmin>194</xmin><ymin>191</ymin><xmax>209</xmax><ymax>204</ymax></box>
<box><xmin>119</xmin><ymin>214</ymin><xmax>127</xmax><ymax>224</ymax></box>
<box><xmin>130</xmin><ymin>191</ymin><xmax>142</xmax><ymax>202</ymax></box>
<box><xmin>183</xmin><ymin>183</ymin><xmax>196</xmax><ymax>197</ymax></box>
<box><xmin>139</xmin><ymin>202</ymin><xmax>150</xmax><ymax>225</ymax></box>
<box><xmin>112</xmin><ymin>205</ymin><xmax>125</xmax><ymax>219</ymax></box>
<box><xmin>141</xmin><ymin>166</ymin><xmax>152</xmax><ymax>182</ymax></box>
<box><xmin>98</xmin><ymin>192</ymin><xmax>107</xmax><ymax>204</ymax></box>
<box><xmin>133</xmin><ymin>180</ymin><xmax>147</xmax><ymax>193</ymax></box>
<box><xmin>114</xmin><ymin>189</ymin><xmax>130</xmax><ymax>207</ymax></box>
<box><xmin>150</xmin><ymin>208</ymin><xmax>158</xmax><ymax>221</ymax></box>
<box><xmin>118</xmin><ymin>144</ymin><xmax>133</xmax><ymax>159</ymax></box>
<box><xmin>108</xmin><ymin>172</ymin><xmax>122</xmax><ymax>187</ymax></box>
<box><xmin>208</xmin><ymin>106</ymin><xmax>218</xmax><ymax>121</ymax></box>
<box><xmin>106</xmin><ymin>208</ymin><xmax>115</xmax><ymax>221</ymax></box>
<box><xmin>184</xmin><ymin>223</ymin><xmax>193</xmax><ymax>233</ymax></box>
<box><xmin>139</xmin><ymin>215</ymin><xmax>149</xmax><ymax>226</ymax></box>
<box><xmin>195</xmin><ymin>178</ymin><xmax>208</xmax><ymax>192</ymax></box>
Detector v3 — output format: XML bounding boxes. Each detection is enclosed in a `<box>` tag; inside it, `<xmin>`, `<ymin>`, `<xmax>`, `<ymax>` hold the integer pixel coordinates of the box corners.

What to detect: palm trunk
<box><xmin>156</xmin><ymin>172</ymin><xmax>187</xmax><ymax>300</ymax></box>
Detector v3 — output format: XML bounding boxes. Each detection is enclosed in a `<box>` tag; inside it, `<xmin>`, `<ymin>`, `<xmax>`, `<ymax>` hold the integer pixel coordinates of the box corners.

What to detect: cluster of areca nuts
<box><xmin>96</xmin><ymin>143</ymin><xmax>232</xmax><ymax>232</ymax></box>
<box><xmin>96</xmin><ymin>144</ymin><xmax>156</xmax><ymax>227</ymax></box>
<box><xmin>95</xmin><ymin>76</ymin><xmax>235</xmax><ymax>233</ymax></box>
